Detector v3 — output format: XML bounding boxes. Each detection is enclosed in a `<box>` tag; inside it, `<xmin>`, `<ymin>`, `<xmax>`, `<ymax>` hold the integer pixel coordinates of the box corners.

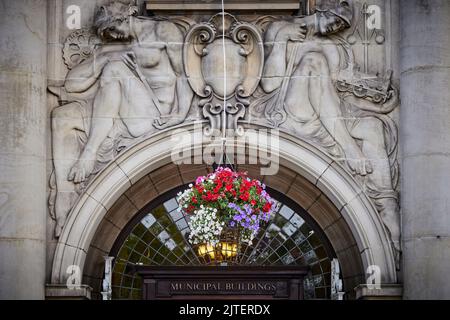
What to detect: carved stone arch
<box><xmin>51</xmin><ymin>123</ymin><xmax>397</xmax><ymax>297</ymax></box>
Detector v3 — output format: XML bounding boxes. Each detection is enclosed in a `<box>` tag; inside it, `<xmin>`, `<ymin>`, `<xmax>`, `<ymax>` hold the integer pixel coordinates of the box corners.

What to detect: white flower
<box><xmin>186</xmin><ymin>206</ymin><xmax>223</xmax><ymax>246</ymax></box>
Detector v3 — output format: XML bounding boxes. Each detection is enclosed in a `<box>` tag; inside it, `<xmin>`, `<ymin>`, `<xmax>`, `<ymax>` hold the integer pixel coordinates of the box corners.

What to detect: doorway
<box><xmin>109</xmin><ymin>186</ymin><xmax>335</xmax><ymax>300</ymax></box>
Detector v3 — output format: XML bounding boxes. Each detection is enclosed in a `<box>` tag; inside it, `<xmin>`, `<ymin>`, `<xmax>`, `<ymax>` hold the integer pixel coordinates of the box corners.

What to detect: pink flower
<box><xmin>195</xmin><ymin>176</ymin><xmax>205</xmax><ymax>184</ymax></box>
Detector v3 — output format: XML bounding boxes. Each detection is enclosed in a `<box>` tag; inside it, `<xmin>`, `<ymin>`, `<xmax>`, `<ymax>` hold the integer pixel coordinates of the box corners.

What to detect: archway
<box><xmin>51</xmin><ymin>123</ymin><xmax>397</xmax><ymax>299</ymax></box>
<box><xmin>106</xmin><ymin>184</ymin><xmax>337</xmax><ymax>299</ymax></box>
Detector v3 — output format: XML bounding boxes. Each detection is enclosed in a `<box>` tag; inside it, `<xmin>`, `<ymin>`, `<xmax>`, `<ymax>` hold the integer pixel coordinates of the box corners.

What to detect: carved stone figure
<box><xmin>258</xmin><ymin>0</ymin><xmax>374</xmax><ymax>175</ymax></box>
<box><xmin>49</xmin><ymin>2</ymin><xmax>193</xmax><ymax>237</ymax></box>
<box><xmin>340</xmin><ymin>84</ymin><xmax>400</xmax><ymax>258</ymax></box>
<box><xmin>251</xmin><ymin>0</ymin><xmax>401</xmax><ymax>258</ymax></box>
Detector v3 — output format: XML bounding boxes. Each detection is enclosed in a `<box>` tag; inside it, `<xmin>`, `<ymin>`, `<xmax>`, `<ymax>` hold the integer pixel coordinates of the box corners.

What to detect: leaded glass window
<box><xmin>111</xmin><ymin>190</ymin><xmax>334</xmax><ymax>300</ymax></box>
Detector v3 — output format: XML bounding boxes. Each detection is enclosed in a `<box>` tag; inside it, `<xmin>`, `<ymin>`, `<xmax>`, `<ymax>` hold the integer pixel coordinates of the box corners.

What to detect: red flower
<box><xmin>196</xmin><ymin>185</ymin><xmax>204</xmax><ymax>193</ymax></box>
<box><xmin>240</xmin><ymin>192</ymin><xmax>250</xmax><ymax>202</ymax></box>
<box><xmin>255</xmin><ymin>186</ymin><xmax>262</xmax><ymax>194</ymax></box>
<box><xmin>263</xmin><ymin>202</ymin><xmax>272</xmax><ymax>212</ymax></box>
<box><xmin>242</xmin><ymin>180</ymin><xmax>251</xmax><ymax>189</ymax></box>
<box><xmin>251</xmin><ymin>200</ymin><xmax>257</xmax><ymax>206</ymax></box>
<box><xmin>203</xmin><ymin>191</ymin><xmax>219</xmax><ymax>202</ymax></box>
<box><xmin>213</xmin><ymin>180</ymin><xmax>223</xmax><ymax>194</ymax></box>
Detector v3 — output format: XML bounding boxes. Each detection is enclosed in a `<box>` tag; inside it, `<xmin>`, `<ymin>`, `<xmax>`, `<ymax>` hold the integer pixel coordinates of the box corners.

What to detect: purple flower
<box><xmin>228</xmin><ymin>195</ymin><xmax>272</xmax><ymax>236</ymax></box>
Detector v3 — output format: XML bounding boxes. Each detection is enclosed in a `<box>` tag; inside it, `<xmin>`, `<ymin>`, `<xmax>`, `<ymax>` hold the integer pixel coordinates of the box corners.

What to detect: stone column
<box><xmin>400</xmin><ymin>0</ymin><xmax>450</xmax><ymax>299</ymax></box>
<box><xmin>0</xmin><ymin>0</ymin><xmax>47</xmax><ymax>299</ymax></box>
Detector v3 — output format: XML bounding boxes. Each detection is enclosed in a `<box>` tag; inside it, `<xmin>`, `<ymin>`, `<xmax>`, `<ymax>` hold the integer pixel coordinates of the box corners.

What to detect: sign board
<box><xmin>134</xmin><ymin>266</ymin><xmax>309</xmax><ymax>300</ymax></box>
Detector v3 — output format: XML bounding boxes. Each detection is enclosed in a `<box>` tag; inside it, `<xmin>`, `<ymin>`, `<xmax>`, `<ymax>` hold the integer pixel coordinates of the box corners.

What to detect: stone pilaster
<box><xmin>400</xmin><ymin>0</ymin><xmax>450</xmax><ymax>299</ymax></box>
<box><xmin>0</xmin><ymin>0</ymin><xmax>47</xmax><ymax>299</ymax></box>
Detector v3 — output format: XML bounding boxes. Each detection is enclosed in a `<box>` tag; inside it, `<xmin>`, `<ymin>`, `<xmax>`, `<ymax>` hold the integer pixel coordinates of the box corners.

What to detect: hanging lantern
<box><xmin>195</xmin><ymin>227</ymin><xmax>239</xmax><ymax>262</ymax></box>
<box><xmin>177</xmin><ymin>167</ymin><xmax>275</xmax><ymax>264</ymax></box>
<box><xmin>197</xmin><ymin>243</ymin><xmax>216</xmax><ymax>260</ymax></box>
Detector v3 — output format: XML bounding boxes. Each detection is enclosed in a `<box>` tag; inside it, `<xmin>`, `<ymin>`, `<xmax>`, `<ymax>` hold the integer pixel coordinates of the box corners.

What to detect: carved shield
<box><xmin>201</xmin><ymin>39</ymin><xmax>247</xmax><ymax>98</ymax></box>
<box><xmin>183</xmin><ymin>13</ymin><xmax>264</xmax><ymax>99</ymax></box>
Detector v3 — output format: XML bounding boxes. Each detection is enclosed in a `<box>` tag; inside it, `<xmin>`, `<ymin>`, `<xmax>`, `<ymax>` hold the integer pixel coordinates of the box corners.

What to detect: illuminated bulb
<box><xmin>197</xmin><ymin>243</ymin><xmax>215</xmax><ymax>259</ymax></box>
<box><xmin>197</xmin><ymin>242</ymin><xmax>238</xmax><ymax>260</ymax></box>
<box><xmin>220</xmin><ymin>242</ymin><xmax>238</xmax><ymax>258</ymax></box>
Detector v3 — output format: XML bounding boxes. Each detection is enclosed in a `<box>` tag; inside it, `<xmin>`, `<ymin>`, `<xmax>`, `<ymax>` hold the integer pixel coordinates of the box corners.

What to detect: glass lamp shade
<box><xmin>197</xmin><ymin>243</ymin><xmax>216</xmax><ymax>260</ymax></box>
<box><xmin>196</xmin><ymin>241</ymin><xmax>238</xmax><ymax>261</ymax></box>
<box><xmin>195</xmin><ymin>226</ymin><xmax>240</xmax><ymax>262</ymax></box>
<box><xmin>219</xmin><ymin>242</ymin><xmax>238</xmax><ymax>258</ymax></box>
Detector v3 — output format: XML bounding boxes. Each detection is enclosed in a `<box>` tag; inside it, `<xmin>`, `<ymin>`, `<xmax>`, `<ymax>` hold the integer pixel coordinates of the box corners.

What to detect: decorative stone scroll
<box><xmin>183</xmin><ymin>13</ymin><xmax>264</xmax><ymax>136</ymax></box>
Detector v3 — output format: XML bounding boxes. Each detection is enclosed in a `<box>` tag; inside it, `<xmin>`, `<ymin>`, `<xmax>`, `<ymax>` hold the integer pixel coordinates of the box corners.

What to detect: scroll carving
<box><xmin>183</xmin><ymin>13</ymin><xmax>264</xmax><ymax>136</ymax></box>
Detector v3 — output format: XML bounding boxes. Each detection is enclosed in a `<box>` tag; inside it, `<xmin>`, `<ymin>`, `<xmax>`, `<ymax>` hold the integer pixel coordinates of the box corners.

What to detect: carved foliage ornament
<box><xmin>183</xmin><ymin>13</ymin><xmax>264</xmax><ymax>135</ymax></box>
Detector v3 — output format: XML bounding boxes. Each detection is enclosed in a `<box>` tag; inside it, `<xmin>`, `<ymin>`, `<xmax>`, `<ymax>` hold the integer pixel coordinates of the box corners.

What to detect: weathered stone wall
<box><xmin>400</xmin><ymin>0</ymin><xmax>450</xmax><ymax>300</ymax></box>
<box><xmin>0</xmin><ymin>0</ymin><xmax>47</xmax><ymax>299</ymax></box>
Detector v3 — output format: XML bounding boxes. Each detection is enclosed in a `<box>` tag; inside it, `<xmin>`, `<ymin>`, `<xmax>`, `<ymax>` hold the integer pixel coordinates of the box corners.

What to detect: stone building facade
<box><xmin>0</xmin><ymin>0</ymin><xmax>449</xmax><ymax>300</ymax></box>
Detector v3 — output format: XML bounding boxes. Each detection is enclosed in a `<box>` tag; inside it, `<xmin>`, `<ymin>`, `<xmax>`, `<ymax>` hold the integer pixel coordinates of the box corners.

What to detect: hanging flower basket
<box><xmin>177</xmin><ymin>167</ymin><xmax>275</xmax><ymax>262</ymax></box>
